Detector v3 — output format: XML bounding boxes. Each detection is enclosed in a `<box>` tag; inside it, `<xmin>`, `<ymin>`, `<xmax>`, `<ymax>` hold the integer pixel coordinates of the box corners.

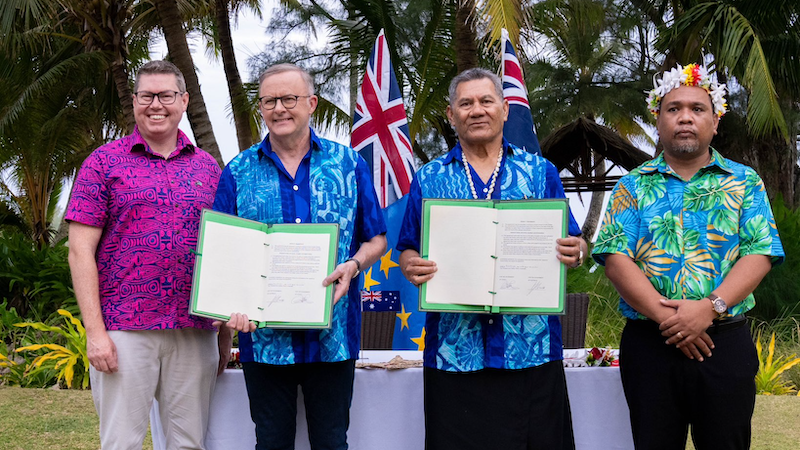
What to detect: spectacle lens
<box><xmin>135</xmin><ymin>91</ymin><xmax>182</xmax><ymax>105</ymax></box>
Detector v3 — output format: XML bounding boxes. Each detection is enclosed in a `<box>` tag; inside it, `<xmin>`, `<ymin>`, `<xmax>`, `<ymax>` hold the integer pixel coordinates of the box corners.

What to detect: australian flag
<box><xmin>361</xmin><ymin>290</ymin><xmax>400</xmax><ymax>311</ymax></box>
<box><xmin>501</xmin><ymin>28</ymin><xmax>541</xmax><ymax>155</ymax></box>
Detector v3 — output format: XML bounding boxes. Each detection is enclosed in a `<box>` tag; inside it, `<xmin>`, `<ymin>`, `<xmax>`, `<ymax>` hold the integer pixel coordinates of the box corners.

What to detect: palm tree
<box><xmin>527</xmin><ymin>0</ymin><xmax>654</xmax><ymax>238</ymax></box>
<box><xmin>153</xmin><ymin>0</ymin><xmax>225</xmax><ymax>166</ymax></box>
<box><xmin>211</xmin><ymin>0</ymin><xmax>262</xmax><ymax>151</ymax></box>
<box><xmin>0</xmin><ymin>39</ymin><xmax>112</xmax><ymax>247</ymax></box>
<box><xmin>0</xmin><ymin>0</ymin><xmax>153</xmax><ymax>134</ymax></box>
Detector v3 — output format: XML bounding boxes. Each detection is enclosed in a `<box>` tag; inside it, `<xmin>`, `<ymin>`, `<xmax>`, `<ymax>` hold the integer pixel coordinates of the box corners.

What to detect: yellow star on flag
<box><xmin>379</xmin><ymin>249</ymin><xmax>400</xmax><ymax>278</ymax></box>
<box><xmin>411</xmin><ymin>327</ymin><xmax>426</xmax><ymax>351</ymax></box>
<box><xmin>396</xmin><ymin>304</ymin><xmax>412</xmax><ymax>331</ymax></box>
<box><xmin>362</xmin><ymin>267</ymin><xmax>380</xmax><ymax>291</ymax></box>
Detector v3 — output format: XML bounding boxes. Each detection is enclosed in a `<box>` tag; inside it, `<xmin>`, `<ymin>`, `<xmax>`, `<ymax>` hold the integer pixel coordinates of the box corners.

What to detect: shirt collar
<box><xmin>638</xmin><ymin>147</ymin><xmax>732</xmax><ymax>176</ymax></box>
<box><xmin>442</xmin><ymin>138</ymin><xmax>512</xmax><ymax>165</ymax></box>
<box><xmin>257</xmin><ymin>127</ymin><xmax>322</xmax><ymax>160</ymax></box>
<box><xmin>130</xmin><ymin>126</ymin><xmax>196</xmax><ymax>156</ymax></box>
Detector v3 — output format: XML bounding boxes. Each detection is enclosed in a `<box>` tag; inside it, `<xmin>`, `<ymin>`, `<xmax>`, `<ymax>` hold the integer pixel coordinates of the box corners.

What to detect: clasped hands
<box><xmin>658</xmin><ymin>298</ymin><xmax>718</xmax><ymax>361</ymax></box>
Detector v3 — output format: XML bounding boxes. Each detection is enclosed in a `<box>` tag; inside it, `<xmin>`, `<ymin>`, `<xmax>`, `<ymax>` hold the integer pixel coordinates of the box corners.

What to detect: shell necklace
<box><xmin>462</xmin><ymin>146</ymin><xmax>504</xmax><ymax>199</ymax></box>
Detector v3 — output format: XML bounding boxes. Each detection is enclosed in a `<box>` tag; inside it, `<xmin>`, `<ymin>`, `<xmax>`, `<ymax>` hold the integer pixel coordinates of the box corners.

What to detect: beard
<box><xmin>668</xmin><ymin>140</ymin><xmax>700</xmax><ymax>154</ymax></box>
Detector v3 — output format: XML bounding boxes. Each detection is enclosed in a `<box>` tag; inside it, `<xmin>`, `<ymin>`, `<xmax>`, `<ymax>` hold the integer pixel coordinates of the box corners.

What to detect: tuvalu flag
<box><xmin>352</xmin><ymin>30</ymin><xmax>425</xmax><ymax>350</ymax></box>
<box><xmin>501</xmin><ymin>28</ymin><xmax>541</xmax><ymax>155</ymax></box>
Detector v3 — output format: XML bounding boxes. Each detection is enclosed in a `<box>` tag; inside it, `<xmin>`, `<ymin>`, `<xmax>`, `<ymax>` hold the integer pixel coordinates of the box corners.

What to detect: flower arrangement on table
<box><xmin>586</xmin><ymin>347</ymin><xmax>619</xmax><ymax>367</ymax></box>
<box><xmin>562</xmin><ymin>347</ymin><xmax>620</xmax><ymax>367</ymax></box>
<box><xmin>227</xmin><ymin>348</ymin><xmax>241</xmax><ymax>369</ymax></box>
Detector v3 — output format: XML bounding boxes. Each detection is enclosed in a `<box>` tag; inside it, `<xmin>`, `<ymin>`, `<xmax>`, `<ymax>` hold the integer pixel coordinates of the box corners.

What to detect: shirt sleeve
<box><xmin>212</xmin><ymin>164</ymin><xmax>238</xmax><ymax>215</ymax></box>
<box><xmin>64</xmin><ymin>151</ymin><xmax>108</xmax><ymax>228</ymax></box>
<box><xmin>543</xmin><ymin>161</ymin><xmax>581</xmax><ymax>237</ymax></box>
<box><xmin>591</xmin><ymin>177</ymin><xmax>639</xmax><ymax>265</ymax></box>
<box><xmin>396</xmin><ymin>176</ymin><xmax>423</xmax><ymax>252</ymax></box>
<box><xmin>354</xmin><ymin>156</ymin><xmax>387</xmax><ymax>244</ymax></box>
<box><xmin>738</xmin><ymin>170</ymin><xmax>785</xmax><ymax>264</ymax></box>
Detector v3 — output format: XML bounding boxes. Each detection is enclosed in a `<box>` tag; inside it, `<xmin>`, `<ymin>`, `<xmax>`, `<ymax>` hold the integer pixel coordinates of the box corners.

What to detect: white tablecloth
<box><xmin>151</xmin><ymin>350</ymin><xmax>634</xmax><ymax>450</ymax></box>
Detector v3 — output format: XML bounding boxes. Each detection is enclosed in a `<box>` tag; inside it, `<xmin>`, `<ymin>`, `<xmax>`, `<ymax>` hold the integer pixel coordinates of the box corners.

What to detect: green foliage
<box><xmin>750</xmin><ymin>195</ymin><xmax>800</xmax><ymax>321</ymax></box>
<box><xmin>14</xmin><ymin>309</ymin><xmax>90</xmax><ymax>390</ymax></box>
<box><xmin>0</xmin><ymin>231</ymin><xmax>76</xmax><ymax>324</ymax></box>
<box><xmin>754</xmin><ymin>330</ymin><xmax>800</xmax><ymax>396</ymax></box>
<box><xmin>567</xmin><ymin>260</ymin><xmax>625</xmax><ymax>348</ymax></box>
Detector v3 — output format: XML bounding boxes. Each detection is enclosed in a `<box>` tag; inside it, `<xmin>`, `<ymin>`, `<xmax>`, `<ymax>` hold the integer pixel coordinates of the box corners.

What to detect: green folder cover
<box><xmin>419</xmin><ymin>199</ymin><xmax>568</xmax><ymax>315</ymax></box>
<box><xmin>190</xmin><ymin>209</ymin><xmax>339</xmax><ymax>329</ymax></box>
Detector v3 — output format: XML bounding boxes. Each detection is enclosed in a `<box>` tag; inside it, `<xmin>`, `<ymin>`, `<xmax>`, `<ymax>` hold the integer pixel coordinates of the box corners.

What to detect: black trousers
<box><xmin>619</xmin><ymin>319</ymin><xmax>758</xmax><ymax>450</ymax></box>
<box><xmin>242</xmin><ymin>360</ymin><xmax>356</xmax><ymax>450</ymax></box>
<box><xmin>424</xmin><ymin>361</ymin><xmax>575</xmax><ymax>450</ymax></box>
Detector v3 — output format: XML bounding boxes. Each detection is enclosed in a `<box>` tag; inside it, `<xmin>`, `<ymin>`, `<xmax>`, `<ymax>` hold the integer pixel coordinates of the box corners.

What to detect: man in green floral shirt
<box><xmin>592</xmin><ymin>63</ymin><xmax>784</xmax><ymax>450</ymax></box>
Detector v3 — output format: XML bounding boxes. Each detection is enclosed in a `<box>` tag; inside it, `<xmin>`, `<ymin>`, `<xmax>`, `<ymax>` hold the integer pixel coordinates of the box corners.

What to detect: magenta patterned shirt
<box><xmin>66</xmin><ymin>127</ymin><xmax>221</xmax><ymax>331</ymax></box>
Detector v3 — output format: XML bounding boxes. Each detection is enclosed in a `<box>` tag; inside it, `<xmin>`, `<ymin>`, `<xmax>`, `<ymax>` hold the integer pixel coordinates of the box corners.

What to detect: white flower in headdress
<box><xmin>646</xmin><ymin>63</ymin><xmax>727</xmax><ymax>118</ymax></box>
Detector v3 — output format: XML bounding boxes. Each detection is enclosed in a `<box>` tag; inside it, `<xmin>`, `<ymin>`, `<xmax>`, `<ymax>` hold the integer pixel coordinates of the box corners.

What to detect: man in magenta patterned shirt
<box><xmin>66</xmin><ymin>60</ymin><xmax>227</xmax><ymax>449</ymax></box>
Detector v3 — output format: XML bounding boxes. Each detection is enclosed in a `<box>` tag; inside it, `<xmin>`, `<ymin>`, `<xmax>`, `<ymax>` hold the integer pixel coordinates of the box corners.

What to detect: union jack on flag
<box><xmin>501</xmin><ymin>28</ymin><xmax>541</xmax><ymax>155</ymax></box>
<box><xmin>360</xmin><ymin>290</ymin><xmax>400</xmax><ymax>311</ymax></box>
<box><xmin>351</xmin><ymin>29</ymin><xmax>416</xmax><ymax>208</ymax></box>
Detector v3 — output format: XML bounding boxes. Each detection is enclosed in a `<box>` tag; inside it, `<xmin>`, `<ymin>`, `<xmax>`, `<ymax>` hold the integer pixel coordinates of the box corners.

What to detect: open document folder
<box><xmin>190</xmin><ymin>209</ymin><xmax>339</xmax><ymax>328</ymax></box>
<box><xmin>420</xmin><ymin>199</ymin><xmax>567</xmax><ymax>315</ymax></box>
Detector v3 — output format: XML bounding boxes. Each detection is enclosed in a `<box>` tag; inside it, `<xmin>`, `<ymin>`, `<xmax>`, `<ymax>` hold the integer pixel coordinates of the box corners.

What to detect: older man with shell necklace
<box><xmin>397</xmin><ymin>67</ymin><xmax>587</xmax><ymax>450</ymax></box>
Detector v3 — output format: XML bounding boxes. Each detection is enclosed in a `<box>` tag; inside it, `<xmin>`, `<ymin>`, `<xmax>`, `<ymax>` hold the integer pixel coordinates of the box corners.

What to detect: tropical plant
<box><xmin>14</xmin><ymin>309</ymin><xmax>90</xmax><ymax>389</ymax></box>
<box><xmin>567</xmin><ymin>258</ymin><xmax>626</xmax><ymax>348</ymax></box>
<box><xmin>0</xmin><ymin>232</ymin><xmax>76</xmax><ymax>322</ymax></box>
<box><xmin>750</xmin><ymin>195</ymin><xmax>800</xmax><ymax>322</ymax></box>
<box><xmin>754</xmin><ymin>330</ymin><xmax>800</xmax><ymax>396</ymax></box>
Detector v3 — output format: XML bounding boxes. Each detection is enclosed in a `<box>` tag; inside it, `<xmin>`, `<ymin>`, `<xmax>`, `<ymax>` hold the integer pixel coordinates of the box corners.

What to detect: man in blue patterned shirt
<box><xmin>397</xmin><ymin>68</ymin><xmax>587</xmax><ymax>450</ymax></box>
<box><xmin>592</xmin><ymin>63</ymin><xmax>784</xmax><ymax>450</ymax></box>
<box><xmin>213</xmin><ymin>64</ymin><xmax>387</xmax><ymax>450</ymax></box>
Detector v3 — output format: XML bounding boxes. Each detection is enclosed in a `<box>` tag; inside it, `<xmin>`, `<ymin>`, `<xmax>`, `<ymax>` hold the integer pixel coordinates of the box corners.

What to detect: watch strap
<box><xmin>346</xmin><ymin>258</ymin><xmax>362</xmax><ymax>278</ymax></box>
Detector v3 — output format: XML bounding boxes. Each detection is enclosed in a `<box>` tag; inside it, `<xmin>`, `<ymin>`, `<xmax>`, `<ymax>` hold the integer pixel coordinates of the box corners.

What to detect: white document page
<box><xmin>262</xmin><ymin>232</ymin><xmax>331</xmax><ymax>323</ymax></box>
<box><xmin>492</xmin><ymin>208</ymin><xmax>563</xmax><ymax>308</ymax></box>
<box><xmin>425</xmin><ymin>205</ymin><xmax>496</xmax><ymax>306</ymax></box>
<box><xmin>194</xmin><ymin>221</ymin><xmax>269</xmax><ymax>321</ymax></box>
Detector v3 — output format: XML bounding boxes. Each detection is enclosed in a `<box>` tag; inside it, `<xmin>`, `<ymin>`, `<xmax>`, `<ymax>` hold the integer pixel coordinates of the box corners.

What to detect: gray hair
<box><xmin>448</xmin><ymin>68</ymin><xmax>503</xmax><ymax>107</ymax></box>
<box><xmin>258</xmin><ymin>63</ymin><xmax>315</xmax><ymax>95</ymax></box>
<box><xmin>134</xmin><ymin>60</ymin><xmax>186</xmax><ymax>93</ymax></box>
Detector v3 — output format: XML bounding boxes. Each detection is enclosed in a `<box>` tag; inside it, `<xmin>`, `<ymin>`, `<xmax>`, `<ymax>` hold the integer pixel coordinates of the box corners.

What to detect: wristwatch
<box><xmin>707</xmin><ymin>293</ymin><xmax>728</xmax><ymax>317</ymax></box>
<box><xmin>346</xmin><ymin>258</ymin><xmax>362</xmax><ymax>278</ymax></box>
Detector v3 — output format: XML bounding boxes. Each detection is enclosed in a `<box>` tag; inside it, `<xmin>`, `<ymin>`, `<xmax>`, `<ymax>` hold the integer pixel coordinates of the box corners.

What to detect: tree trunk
<box><xmin>454</xmin><ymin>0</ymin><xmax>478</xmax><ymax>73</ymax></box>
<box><xmin>580</xmin><ymin>156</ymin><xmax>605</xmax><ymax>239</ymax></box>
<box><xmin>111</xmin><ymin>59</ymin><xmax>135</xmax><ymax>134</ymax></box>
<box><xmin>215</xmin><ymin>0</ymin><xmax>255</xmax><ymax>152</ymax></box>
<box><xmin>153</xmin><ymin>0</ymin><xmax>224</xmax><ymax>167</ymax></box>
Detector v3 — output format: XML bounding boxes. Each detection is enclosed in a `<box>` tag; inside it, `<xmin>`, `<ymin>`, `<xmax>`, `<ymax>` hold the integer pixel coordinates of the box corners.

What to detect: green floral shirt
<box><xmin>592</xmin><ymin>149</ymin><xmax>784</xmax><ymax>320</ymax></box>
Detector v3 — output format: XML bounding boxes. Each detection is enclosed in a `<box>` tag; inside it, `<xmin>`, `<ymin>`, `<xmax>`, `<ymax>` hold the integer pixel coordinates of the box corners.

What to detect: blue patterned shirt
<box><xmin>397</xmin><ymin>141</ymin><xmax>581</xmax><ymax>372</ymax></box>
<box><xmin>213</xmin><ymin>129</ymin><xmax>386</xmax><ymax>364</ymax></box>
<box><xmin>592</xmin><ymin>149</ymin><xmax>784</xmax><ymax>320</ymax></box>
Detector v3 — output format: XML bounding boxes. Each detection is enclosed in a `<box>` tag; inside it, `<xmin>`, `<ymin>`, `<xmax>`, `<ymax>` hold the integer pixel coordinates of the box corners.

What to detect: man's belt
<box><xmin>706</xmin><ymin>314</ymin><xmax>747</xmax><ymax>335</ymax></box>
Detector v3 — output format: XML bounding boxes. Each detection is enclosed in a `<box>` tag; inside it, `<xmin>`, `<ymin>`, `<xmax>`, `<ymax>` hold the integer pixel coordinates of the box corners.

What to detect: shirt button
<box><xmin>488</xmin><ymin>319</ymin><xmax>494</xmax><ymax>325</ymax></box>
<box><xmin>483</xmin><ymin>188</ymin><xmax>488</xmax><ymax>193</ymax></box>
<box><xmin>293</xmin><ymin>185</ymin><xmax>299</xmax><ymax>191</ymax></box>
<box><xmin>295</xmin><ymin>218</ymin><xmax>302</xmax><ymax>223</ymax></box>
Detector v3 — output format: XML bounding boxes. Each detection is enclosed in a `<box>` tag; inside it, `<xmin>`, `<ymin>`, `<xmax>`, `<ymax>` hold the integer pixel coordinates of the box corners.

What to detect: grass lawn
<box><xmin>0</xmin><ymin>386</ymin><xmax>153</xmax><ymax>450</ymax></box>
<box><xmin>1</xmin><ymin>385</ymin><xmax>798</xmax><ymax>449</ymax></box>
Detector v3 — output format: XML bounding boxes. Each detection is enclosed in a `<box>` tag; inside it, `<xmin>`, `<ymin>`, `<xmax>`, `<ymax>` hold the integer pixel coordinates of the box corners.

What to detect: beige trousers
<box><xmin>90</xmin><ymin>328</ymin><xmax>219</xmax><ymax>450</ymax></box>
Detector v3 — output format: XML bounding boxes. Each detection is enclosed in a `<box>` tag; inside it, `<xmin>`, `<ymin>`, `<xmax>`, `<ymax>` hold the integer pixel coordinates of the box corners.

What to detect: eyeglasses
<box><xmin>258</xmin><ymin>95</ymin><xmax>311</xmax><ymax>110</ymax></box>
<box><xmin>134</xmin><ymin>91</ymin><xmax>184</xmax><ymax>105</ymax></box>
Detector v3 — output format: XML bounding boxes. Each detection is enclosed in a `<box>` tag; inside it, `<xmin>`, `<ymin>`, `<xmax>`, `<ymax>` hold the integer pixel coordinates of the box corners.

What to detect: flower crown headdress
<box><xmin>647</xmin><ymin>63</ymin><xmax>727</xmax><ymax>118</ymax></box>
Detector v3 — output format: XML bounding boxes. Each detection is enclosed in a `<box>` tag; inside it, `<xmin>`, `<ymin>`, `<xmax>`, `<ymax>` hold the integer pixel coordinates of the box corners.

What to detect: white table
<box><xmin>151</xmin><ymin>351</ymin><xmax>634</xmax><ymax>449</ymax></box>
